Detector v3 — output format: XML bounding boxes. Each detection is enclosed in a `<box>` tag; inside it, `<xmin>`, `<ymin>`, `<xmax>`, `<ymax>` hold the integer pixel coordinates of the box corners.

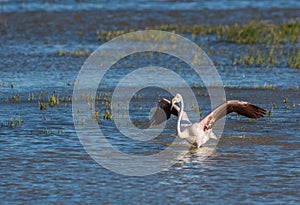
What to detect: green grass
<box><xmin>48</xmin><ymin>94</ymin><xmax>60</xmax><ymax>107</ymax></box>
<box><xmin>96</xmin><ymin>20</ymin><xmax>300</xmax><ymax>45</ymax></box>
<box><xmin>287</xmin><ymin>47</ymin><xmax>300</xmax><ymax>68</ymax></box>
<box><xmin>217</xmin><ymin>21</ymin><xmax>300</xmax><ymax>44</ymax></box>
<box><xmin>12</xmin><ymin>93</ymin><xmax>20</xmax><ymax>103</ymax></box>
<box><xmin>232</xmin><ymin>47</ymin><xmax>300</xmax><ymax>68</ymax></box>
<box><xmin>94</xmin><ymin>20</ymin><xmax>300</xmax><ymax>68</ymax></box>
<box><xmin>8</xmin><ymin>115</ymin><xmax>23</xmax><ymax>128</ymax></box>
<box><xmin>56</xmin><ymin>50</ymin><xmax>90</xmax><ymax>57</ymax></box>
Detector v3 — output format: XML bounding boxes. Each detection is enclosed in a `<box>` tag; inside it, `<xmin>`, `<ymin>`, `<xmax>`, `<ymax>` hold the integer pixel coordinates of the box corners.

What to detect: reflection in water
<box><xmin>175</xmin><ymin>140</ymin><xmax>219</xmax><ymax>166</ymax></box>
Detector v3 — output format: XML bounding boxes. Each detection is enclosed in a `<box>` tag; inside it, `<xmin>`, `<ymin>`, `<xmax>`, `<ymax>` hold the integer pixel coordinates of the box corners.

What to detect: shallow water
<box><xmin>2</xmin><ymin>0</ymin><xmax>300</xmax><ymax>13</ymax></box>
<box><xmin>1</xmin><ymin>1</ymin><xmax>300</xmax><ymax>204</ymax></box>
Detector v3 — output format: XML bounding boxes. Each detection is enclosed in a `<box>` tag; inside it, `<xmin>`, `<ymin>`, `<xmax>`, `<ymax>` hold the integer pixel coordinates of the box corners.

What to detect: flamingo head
<box><xmin>171</xmin><ymin>93</ymin><xmax>182</xmax><ymax>110</ymax></box>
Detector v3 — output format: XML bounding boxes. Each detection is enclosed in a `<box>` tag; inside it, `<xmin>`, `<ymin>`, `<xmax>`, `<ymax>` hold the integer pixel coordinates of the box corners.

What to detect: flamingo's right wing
<box><xmin>149</xmin><ymin>98</ymin><xmax>179</xmax><ymax>126</ymax></box>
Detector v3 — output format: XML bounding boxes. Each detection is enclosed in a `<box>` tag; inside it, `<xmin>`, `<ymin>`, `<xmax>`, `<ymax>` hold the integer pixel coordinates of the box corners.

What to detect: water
<box><xmin>1</xmin><ymin>1</ymin><xmax>300</xmax><ymax>204</ymax></box>
<box><xmin>1</xmin><ymin>0</ymin><xmax>300</xmax><ymax>13</ymax></box>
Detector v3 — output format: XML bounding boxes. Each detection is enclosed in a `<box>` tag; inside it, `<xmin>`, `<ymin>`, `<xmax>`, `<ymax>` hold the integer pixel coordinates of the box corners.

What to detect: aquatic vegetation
<box><xmin>57</xmin><ymin>51</ymin><xmax>67</xmax><ymax>56</ymax></box>
<box><xmin>71</xmin><ymin>50</ymin><xmax>90</xmax><ymax>57</ymax></box>
<box><xmin>190</xmin><ymin>103</ymin><xmax>202</xmax><ymax>117</ymax></box>
<box><xmin>197</xmin><ymin>90</ymin><xmax>204</xmax><ymax>96</ymax></box>
<box><xmin>5</xmin><ymin>114</ymin><xmax>24</xmax><ymax>128</ymax></box>
<box><xmin>92</xmin><ymin>111</ymin><xmax>101</xmax><ymax>124</ymax></box>
<box><xmin>291</xmin><ymin>102</ymin><xmax>296</xmax><ymax>108</ymax></box>
<box><xmin>78</xmin><ymin>31</ymin><xmax>83</xmax><ymax>36</ymax></box>
<box><xmin>104</xmin><ymin>110</ymin><xmax>112</xmax><ymax>120</ymax></box>
<box><xmin>38</xmin><ymin>91</ymin><xmax>46</xmax><ymax>101</ymax></box>
<box><xmin>94</xmin><ymin>20</ymin><xmax>300</xmax><ymax>68</ymax></box>
<box><xmin>133</xmin><ymin>119</ymin><xmax>143</xmax><ymax>127</ymax></box>
<box><xmin>228</xmin><ymin>46</ymin><xmax>300</xmax><ymax>68</ymax></box>
<box><xmin>38</xmin><ymin>101</ymin><xmax>47</xmax><ymax>110</ymax></box>
<box><xmin>243</xmin><ymin>54</ymin><xmax>255</xmax><ymax>66</ymax></box>
<box><xmin>102</xmin><ymin>92</ymin><xmax>111</xmax><ymax>105</ymax></box>
<box><xmin>255</xmin><ymin>50</ymin><xmax>264</xmax><ymax>66</ymax></box>
<box><xmin>268</xmin><ymin>46</ymin><xmax>277</xmax><ymax>66</ymax></box>
<box><xmin>263</xmin><ymin>83</ymin><xmax>275</xmax><ymax>90</ymax></box>
<box><xmin>219</xmin><ymin>21</ymin><xmax>278</xmax><ymax>44</ymax></box>
<box><xmin>192</xmin><ymin>82</ymin><xmax>197</xmax><ymax>89</ymax></box>
<box><xmin>12</xmin><ymin>93</ymin><xmax>20</xmax><ymax>103</ymax></box>
<box><xmin>37</xmin><ymin>93</ymin><xmax>60</xmax><ymax>110</ymax></box>
<box><xmin>219</xmin><ymin>20</ymin><xmax>300</xmax><ymax>44</ymax></box>
<box><xmin>48</xmin><ymin>94</ymin><xmax>60</xmax><ymax>107</ymax></box>
<box><xmin>80</xmin><ymin>118</ymin><xmax>86</xmax><ymax>125</ymax></box>
<box><xmin>60</xmin><ymin>96</ymin><xmax>72</xmax><ymax>103</ymax></box>
<box><xmin>28</xmin><ymin>92</ymin><xmax>35</xmax><ymax>101</ymax></box>
<box><xmin>96</xmin><ymin>20</ymin><xmax>300</xmax><ymax>45</ymax></box>
<box><xmin>56</xmin><ymin>50</ymin><xmax>90</xmax><ymax>57</ymax></box>
<box><xmin>67</xmin><ymin>80</ymin><xmax>77</xmax><ymax>86</ymax></box>
<box><xmin>286</xmin><ymin>48</ymin><xmax>300</xmax><ymax>68</ymax></box>
<box><xmin>41</xmin><ymin>128</ymin><xmax>53</xmax><ymax>135</ymax></box>
<box><xmin>96</xmin><ymin>29</ymin><xmax>134</xmax><ymax>41</ymax></box>
<box><xmin>133</xmin><ymin>94</ymin><xmax>141</xmax><ymax>101</ymax></box>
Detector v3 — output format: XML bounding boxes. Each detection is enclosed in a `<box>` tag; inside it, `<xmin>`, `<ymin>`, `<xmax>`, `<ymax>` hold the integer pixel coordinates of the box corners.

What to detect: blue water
<box><xmin>1</xmin><ymin>1</ymin><xmax>300</xmax><ymax>204</ymax></box>
<box><xmin>1</xmin><ymin>0</ymin><xmax>300</xmax><ymax>13</ymax></box>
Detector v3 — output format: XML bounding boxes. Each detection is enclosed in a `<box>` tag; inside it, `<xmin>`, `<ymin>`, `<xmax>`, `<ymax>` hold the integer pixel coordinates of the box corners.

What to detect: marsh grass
<box><xmin>96</xmin><ymin>20</ymin><xmax>300</xmax><ymax>45</ymax></box>
<box><xmin>94</xmin><ymin>111</ymin><xmax>100</xmax><ymax>124</ymax></box>
<box><xmin>67</xmin><ymin>80</ymin><xmax>77</xmax><ymax>86</ymax></box>
<box><xmin>2</xmin><ymin>114</ymin><xmax>24</xmax><ymax>128</ymax></box>
<box><xmin>218</xmin><ymin>21</ymin><xmax>296</xmax><ymax>44</ymax></box>
<box><xmin>104</xmin><ymin>110</ymin><xmax>112</xmax><ymax>120</ymax></box>
<box><xmin>12</xmin><ymin>93</ymin><xmax>20</xmax><ymax>103</ymax></box>
<box><xmin>94</xmin><ymin>20</ymin><xmax>299</xmax><ymax>68</ymax></box>
<box><xmin>37</xmin><ymin>93</ymin><xmax>60</xmax><ymax>110</ymax></box>
<box><xmin>229</xmin><ymin>46</ymin><xmax>300</xmax><ymax>68</ymax></box>
<box><xmin>287</xmin><ymin>48</ymin><xmax>300</xmax><ymax>68</ymax></box>
<box><xmin>48</xmin><ymin>94</ymin><xmax>60</xmax><ymax>107</ymax></box>
<box><xmin>38</xmin><ymin>101</ymin><xmax>47</xmax><ymax>110</ymax></box>
<box><xmin>56</xmin><ymin>50</ymin><xmax>90</xmax><ymax>57</ymax></box>
<box><xmin>28</xmin><ymin>92</ymin><xmax>35</xmax><ymax>101</ymax></box>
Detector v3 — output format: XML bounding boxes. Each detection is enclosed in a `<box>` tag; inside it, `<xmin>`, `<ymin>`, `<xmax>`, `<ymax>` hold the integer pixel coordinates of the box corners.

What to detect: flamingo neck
<box><xmin>177</xmin><ymin>96</ymin><xmax>184</xmax><ymax>138</ymax></box>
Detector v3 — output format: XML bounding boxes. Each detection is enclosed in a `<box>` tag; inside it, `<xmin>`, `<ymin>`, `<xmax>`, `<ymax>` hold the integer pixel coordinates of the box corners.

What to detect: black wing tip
<box><xmin>228</xmin><ymin>100</ymin><xmax>267</xmax><ymax>119</ymax></box>
<box><xmin>249</xmin><ymin>104</ymin><xmax>268</xmax><ymax>119</ymax></box>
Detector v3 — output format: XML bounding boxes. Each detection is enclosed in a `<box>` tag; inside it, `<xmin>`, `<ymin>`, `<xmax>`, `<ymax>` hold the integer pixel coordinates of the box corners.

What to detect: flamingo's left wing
<box><xmin>200</xmin><ymin>100</ymin><xmax>267</xmax><ymax>131</ymax></box>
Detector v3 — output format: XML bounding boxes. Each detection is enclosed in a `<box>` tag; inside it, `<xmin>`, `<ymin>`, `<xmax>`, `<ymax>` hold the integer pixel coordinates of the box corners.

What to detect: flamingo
<box><xmin>150</xmin><ymin>93</ymin><xmax>267</xmax><ymax>148</ymax></box>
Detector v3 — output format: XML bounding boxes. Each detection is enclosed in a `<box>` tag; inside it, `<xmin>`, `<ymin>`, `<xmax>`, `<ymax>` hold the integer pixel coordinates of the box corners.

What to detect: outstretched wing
<box><xmin>200</xmin><ymin>100</ymin><xmax>267</xmax><ymax>131</ymax></box>
<box><xmin>149</xmin><ymin>98</ymin><xmax>179</xmax><ymax>126</ymax></box>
